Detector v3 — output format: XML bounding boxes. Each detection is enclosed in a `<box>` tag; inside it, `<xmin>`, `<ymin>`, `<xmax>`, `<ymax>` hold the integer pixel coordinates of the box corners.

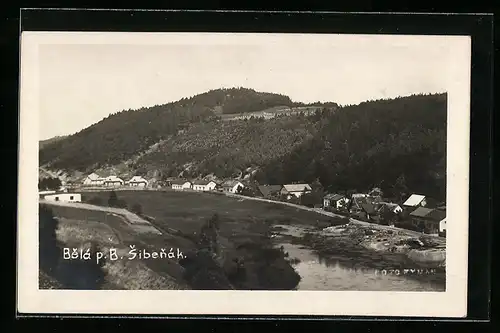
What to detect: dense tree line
<box><xmin>255</xmin><ymin>93</ymin><xmax>447</xmax><ymax>201</ymax></box>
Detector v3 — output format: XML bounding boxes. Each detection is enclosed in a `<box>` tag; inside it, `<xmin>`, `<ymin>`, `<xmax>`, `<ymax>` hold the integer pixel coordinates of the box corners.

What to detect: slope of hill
<box><xmin>39</xmin><ymin>88</ymin><xmax>311</xmax><ymax>171</ymax></box>
<box><xmin>133</xmin><ymin>114</ymin><xmax>321</xmax><ymax>179</ymax></box>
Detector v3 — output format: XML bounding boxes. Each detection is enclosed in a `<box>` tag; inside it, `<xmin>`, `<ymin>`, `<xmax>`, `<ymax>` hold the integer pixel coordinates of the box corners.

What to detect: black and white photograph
<box><xmin>18</xmin><ymin>31</ymin><xmax>471</xmax><ymax>317</ymax></box>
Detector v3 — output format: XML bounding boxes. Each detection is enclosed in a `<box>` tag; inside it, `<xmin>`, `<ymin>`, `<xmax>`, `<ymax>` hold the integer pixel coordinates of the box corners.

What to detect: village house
<box><xmin>43</xmin><ymin>193</ymin><xmax>82</xmax><ymax>203</ymax></box>
<box><xmin>361</xmin><ymin>203</ymin><xmax>380</xmax><ymax>222</ymax></box>
<box><xmin>280</xmin><ymin>183</ymin><xmax>312</xmax><ymax>199</ymax></box>
<box><xmin>192</xmin><ymin>180</ymin><xmax>218</xmax><ymax>192</ymax></box>
<box><xmin>102</xmin><ymin>176</ymin><xmax>124</xmax><ymax>187</ymax></box>
<box><xmin>379</xmin><ymin>202</ymin><xmax>403</xmax><ymax>214</ymax></box>
<box><xmin>82</xmin><ymin>172</ymin><xmax>105</xmax><ymax>186</ymax></box>
<box><xmin>402</xmin><ymin>194</ymin><xmax>427</xmax><ymax>208</ymax></box>
<box><xmin>221</xmin><ymin>180</ymin><xmax>245</xmax><ymax>194</ymax></box>
<box><xmin>439</xmin><ymin>217</ymin><xmax>447</xmax><ymax>236</ymax></box>
<box><xmin>127</xmin><ymin>176</ymin><xmax>149</xmax><ymax>188</ymax></box>
<box><xmin>256</xmin><ymin>185</ymin><xmax>283</xmax><ymax>199</ymax></box>
<box><xmin>349</xmin><ymin>193</ymin><xmax>368</xmax><ymax>213</ymax></box>
<box><xmin>171</xmin><ymin>180</ymin><xmax>192</xmax><ymax>190</ymax></box>
<box><xmin>409</xmin><ymin>207</ymin><xmax>446</xmax><ymax>234</ymax></box>
<box><xmin>323</xmin><ymin>193</ymin><xmax>349</xmax><ymax>211</ymax></box>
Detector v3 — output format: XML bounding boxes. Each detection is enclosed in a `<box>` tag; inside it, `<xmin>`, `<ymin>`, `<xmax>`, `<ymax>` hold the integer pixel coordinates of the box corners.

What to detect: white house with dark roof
<box><xmin>171</xmin><ymin>180</ymin><xmax>192</xmax><ymax>190</ymax></box>
<box><xmin>102</xmin><ymin>176</ymin><xmax>124</xmax><ymax>187</ymax></box>
<box><xmin>323</xmin><ymin>193</ymin><xmax>349</xmax><ymax>210</ymax></box>
<box><xmin>221</xmin><ymin>180</ymin><xmax>245</xmax><ymax>193</ymax></box>
<box><xmin>83</xmin><ymin>172</ymin><xmax>105</xmax><ymax>186</ymax></box>
<box><xmin>379</xmin><ymin>202</ymin><xmax>403</xmax><ymax>214</ymax></box>
<box><xmin>127</xmin><ymin>176</ymin><xmax>148</xmax><ymax>187</ymax></box>
<box><xmin>192</xmin><ymin>180</ymin><xmax>218</xmax><ymax>191</ymax></box>
<box><xmin>280</xmin><ymin>184</ymin><xmax>312</xmax><ymax>198</ymax></box>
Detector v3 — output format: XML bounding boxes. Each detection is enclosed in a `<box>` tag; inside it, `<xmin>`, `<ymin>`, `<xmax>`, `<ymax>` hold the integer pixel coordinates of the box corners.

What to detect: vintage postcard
<box><xmin>18</xmin><ymin>31</ymin><xmax>470</xmax><ymax>317</ymax></box>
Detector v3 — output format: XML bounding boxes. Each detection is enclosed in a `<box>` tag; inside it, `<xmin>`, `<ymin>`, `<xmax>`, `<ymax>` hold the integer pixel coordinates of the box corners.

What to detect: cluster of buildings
<box><xmin>82</xmin><ymin>173</ymin><xmax>149</xmax><ymax>187</ymax></box>
<box><xmin>74</xmin><ymin>171</ymin><xmax>447</xmax><ymax>236</ymax></box>
<box><xmin>322</xmin><ymin>190</ymin><xmax>447</xmax><ymax>236</ymax></box>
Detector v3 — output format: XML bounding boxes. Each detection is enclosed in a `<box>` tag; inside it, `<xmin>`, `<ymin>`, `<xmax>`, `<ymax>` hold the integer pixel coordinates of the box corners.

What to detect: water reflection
<box><xmin>280</xmin><ymin>242</ymin><xmax>445</xmax><ymax>292</ymax></box>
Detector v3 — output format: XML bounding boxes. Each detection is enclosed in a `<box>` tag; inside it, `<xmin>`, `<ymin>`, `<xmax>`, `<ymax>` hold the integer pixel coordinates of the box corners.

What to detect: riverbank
<box><xmin>271</xmin><ymin>222</ymin><xmax>446</xmax><ymax>289</ymax></box>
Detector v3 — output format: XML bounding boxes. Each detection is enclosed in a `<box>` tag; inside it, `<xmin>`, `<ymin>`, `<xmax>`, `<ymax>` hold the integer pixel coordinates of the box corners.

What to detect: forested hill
<box><xmin>39</xmin><ymin>88</ymin><xmax>314</xmax><ymax>171</ymax></box>
<box><xmin>39</xmin><ymin>90</ymin><xmax>446</xmax><ymax>201</ymax></box>
<box><xmin>255</xmin><ymin>93</ymin><xmax>447</xmax><ymax>201</ymax></box>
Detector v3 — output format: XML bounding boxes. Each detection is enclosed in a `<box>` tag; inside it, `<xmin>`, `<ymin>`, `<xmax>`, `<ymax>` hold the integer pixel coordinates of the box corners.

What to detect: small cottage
<box><xmin>323</xmin><ymin>193</ymin><xmax>349</xmax><ymax>210</ymax></box>
<box><xmin>192</xmin><ymin>180</ymin><xmax>218</xmax><ymax>191</ymax></box>
<box><xmin>83</xmin><ymin>172</ymin><xmax>104</xmax><ymax>186</ymax></box>
<box><xmin>171</xmin><ymin>180</ymin><xmax>192</xmax><ymax>190</ymax></box>
<box><xmin>102</xmin><ymin>176</ymin><xmax>124</xmax><ymax>187</ymax></box>
<box><xmin>127</xmin><ymin>176</ymin><xmax>149</xmax><ymax>188</ymax></box>
<box><xmin>379</xmin><ymin>202</ymin><xmax>403</xmax><ymax>214</ymax></box>
<box><xmin>43</xmin><ymin>193</ymin><xmax>82</xmax><ymax>203</ymax></box>
<box><xmin>257</xmin><ymin>185</ymin><xmax>283</xmax><ymax>198</ymax></box>
<box><xmin>409</xmin><ymin>207</ymin><xmax>445</xmax><ymax>234</ymax></box>
<box><xmin>361</xmin><ymin>203</ymin><xmax>379</xmax><ymax>222</ymax></box>
<box><xmin>280</xmin><ymin>183</ymin><xmax>312</xmax><ymax>199</ymax></box>
<box><xmin>222</xmin><ymin>180</ymin><xmax>245</xmax><ymax>194</ymax></box>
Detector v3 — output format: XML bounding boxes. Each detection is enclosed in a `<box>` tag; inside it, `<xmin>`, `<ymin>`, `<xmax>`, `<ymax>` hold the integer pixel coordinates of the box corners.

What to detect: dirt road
<box><xmin>40</xmin><ymin>199</ymin><xmax>162</xmax><ymax>235</ymax></box>
<box><xmin>223</xmin><ymin>192</ymin><xmax>443</xmax><ymax>240</ymax></box>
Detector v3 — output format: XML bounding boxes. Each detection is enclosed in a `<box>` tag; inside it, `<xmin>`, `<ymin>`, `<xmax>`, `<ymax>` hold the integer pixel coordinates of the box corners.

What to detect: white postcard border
<box><xmin>18</xmin><ymin>32</ymin><xmax>471</xmax><ymax>317</ymax></box>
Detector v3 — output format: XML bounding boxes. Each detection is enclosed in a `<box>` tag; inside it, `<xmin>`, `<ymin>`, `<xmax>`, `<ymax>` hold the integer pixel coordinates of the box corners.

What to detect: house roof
<box><xmin>86</xmin><ymin>173</ymin><xmax>101</xmax><ymax>180</ymax></box>
<box><xmin>193</xmin><ymin>180</ymin><xmax>215</xmax><ymax>185</ymax></box>
<box><xmin>324</xmin><ymin>193</ymin><xmax>345</xmax><ymax>201</ymax></box>
<box><xmin>222</xmin><ymin>180</ymin><xmax>243</xmax><ymax>188</ymax></box>
<box><xmin>282</xmin><ymin>184</ymin><xmax>312</xmax><ymax>192</ymax></box>
<box><xmin>379</xmin><ymin>202</ymin><xmax>402</xmax><ymax>211</ymax></box>
<box><xmin>426</xmin><ymin>209</ymin><xmax>446</xmax><ymax>222</ymax></box>
<box><xmin>129</xmin><ymin>176</ymin><xmax>148</xmax><ymax>183</ymax></box>
<box><xmin>171</xmin><ymin>179</ymin><xmax>191</xmax><ymax>185</ymax></box>
<box><xmin>361</xmin><ymin>203</ymin><xmax>377</xmax><ymax>214</ymax></box>
<box><xmin>258</xmin><ymin>185</ymin><xmax>283</xmax><ymax>197</ymax></box>
<box><xmin>409</xmin><ymin>207</ymin><xmax>434</xmax><ymax>218</ymax></box>
<box><xmin>104</xmin><ymin>176</ymin><xmax>123</xmax><ymax>182</ymax></box>
<box><xmin>403</xmin><ymin>194</ymin><xmax>426</xmax><ymax>206</ymax></box>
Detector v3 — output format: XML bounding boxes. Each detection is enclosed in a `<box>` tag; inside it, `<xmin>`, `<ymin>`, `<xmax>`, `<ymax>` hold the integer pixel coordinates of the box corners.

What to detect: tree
<box><xmin>131</xmin><ymin>203</ymin><xmax>143</xmax><ymax>215</ymax></box>
<box><xmin>39</xmin><ymin>205</ymin><xmax>60</xmax><ymax>274</ymax></box>
<box><xmin>39</xmin><ymin>177</ymin><xmax>62</xmax><ymax>191</ymax></box>
<box><xmin>107</xmin><ymin>191</ymin><xmax>118</xmax><ymax>207</ymax></box>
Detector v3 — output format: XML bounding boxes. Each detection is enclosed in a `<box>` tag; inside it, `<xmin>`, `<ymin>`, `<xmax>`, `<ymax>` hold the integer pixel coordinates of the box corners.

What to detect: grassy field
<box><xmin>79</xmin><ymin>190</ymin><xmax>341</xmax><ymax>240</ymax></box>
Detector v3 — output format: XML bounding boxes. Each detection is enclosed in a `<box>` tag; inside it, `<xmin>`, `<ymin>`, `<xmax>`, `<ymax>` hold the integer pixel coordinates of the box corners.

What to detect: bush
<box><xmin>108</xmin><ymin>191</ymin><xmax>118</xmax><ymax>207</ymax></box>
<box><xmin>131</xmin><ymin>203</ymin><xmax>143</xmax><ymax>215</ymax></box>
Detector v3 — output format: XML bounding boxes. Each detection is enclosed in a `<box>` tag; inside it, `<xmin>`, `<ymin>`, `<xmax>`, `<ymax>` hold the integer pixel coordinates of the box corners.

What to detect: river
<box><xmin>273</xmin><ymin>225</ymin><xmax>445</xmax><ymax>292</ymax></box>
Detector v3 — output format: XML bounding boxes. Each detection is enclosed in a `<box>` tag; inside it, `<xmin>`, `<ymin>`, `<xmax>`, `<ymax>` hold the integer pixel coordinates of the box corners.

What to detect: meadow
<box><xmin>79</xmin><ymin>190</ymin><xmax>341</xmax><ymax>240</ymax></box>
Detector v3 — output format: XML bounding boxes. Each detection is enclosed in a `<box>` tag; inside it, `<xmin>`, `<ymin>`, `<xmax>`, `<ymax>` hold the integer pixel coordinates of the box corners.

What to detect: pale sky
<box><xmin>35</xmin><ymin>33</ymin><xmax>462</xmax><ymax>140</ymax></box>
